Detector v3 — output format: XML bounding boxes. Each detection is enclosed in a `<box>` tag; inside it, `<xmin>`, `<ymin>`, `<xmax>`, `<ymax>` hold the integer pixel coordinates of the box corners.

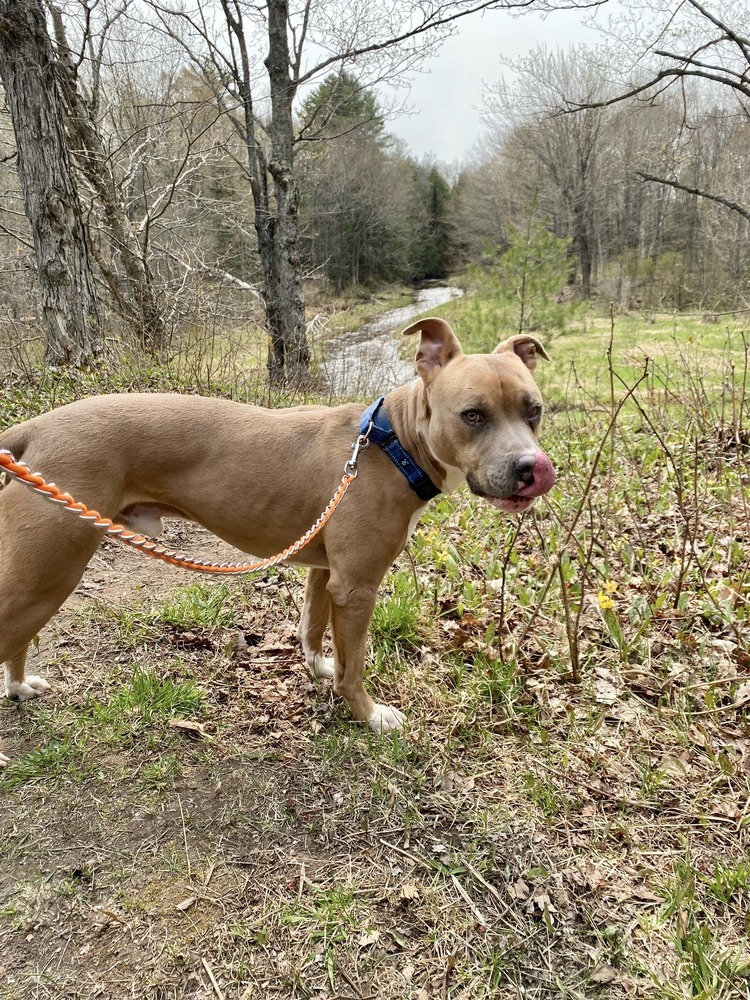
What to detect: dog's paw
<box><xmin>5</xmin><ymin>674</ymin><xmax>50</xmax><ymax>702</ymax></box>
<box><xmin>0</xmin><ymin>750</ymin><xmax>9</xmax><ymax>768</ymax></box>
<box><xmin>368</xmin><ymin>703</ymin><xmax>406</xmax><ymax>733</ymax></box>
<box><xmin>313</xmin><ymin>655</ymin><xmax>335</xmax><ymax>680</ymax></box>
<box><xmin>305</xmin><ymin>652</ymin><xmax>335</xmax><ymax>680</ymax></box>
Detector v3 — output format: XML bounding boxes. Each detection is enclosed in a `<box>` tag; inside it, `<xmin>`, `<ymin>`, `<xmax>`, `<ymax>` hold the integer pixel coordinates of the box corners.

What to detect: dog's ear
<box><xmin>403</xmin><ymin>317</ymin><xmax>463</xmax><ymax>380</ymax></box>
<box><xmin>494</xmin><ymin>334</ymin><xmax>550</xmax><ymax>372</ymax></box>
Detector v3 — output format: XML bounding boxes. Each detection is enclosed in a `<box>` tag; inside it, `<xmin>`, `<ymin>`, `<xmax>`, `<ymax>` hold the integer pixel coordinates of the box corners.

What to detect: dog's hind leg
<box><xmin>298</xmin><ymin>568</ymin><xmax>334</xmax><ymax>679</ymax></box>
<box><xmin>1</xmin><ymin>491</ymin><xmax>102</xmax><ymax>700</ymax></box>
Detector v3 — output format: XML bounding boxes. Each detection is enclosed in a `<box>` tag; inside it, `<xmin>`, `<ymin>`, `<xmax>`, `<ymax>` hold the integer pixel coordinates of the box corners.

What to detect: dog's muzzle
<box><xmin>470</xmin><ymin>450</ymin><xmax>556</xmax><ymax>514</ymax></box>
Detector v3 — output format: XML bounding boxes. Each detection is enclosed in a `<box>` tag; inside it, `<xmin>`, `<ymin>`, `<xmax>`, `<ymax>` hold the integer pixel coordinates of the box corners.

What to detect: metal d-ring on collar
<box><xmin>358</xmin><ymin>396</ymin><xmax>441</xmax><ymax>502</ymax></box>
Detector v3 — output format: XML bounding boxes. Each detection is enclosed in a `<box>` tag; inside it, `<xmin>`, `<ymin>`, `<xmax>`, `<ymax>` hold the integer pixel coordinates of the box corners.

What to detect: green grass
<box><xmin>1</xmin><ymin>666</ymin><xmax>204</xmax><ymax>791</ymax></box>
<box><xmin>104</xmin><ymin>665</ymin><xmax>204</xmax><ymax>724</ymax></box>
<box><xmin>95</xmin><ymin>579</ymin><xmax>246</xmax><ymax>643</ymax></box>
<box><xmin>650</xmin><ymin>856</ymin><xmax>750</xmax><ymax>997</ymax></box>
<box><xmin>0</xmin><ymin>736</ymin><xmax>83</xmax><ymax>790</ymax></box>
<box><xmin>370</xmin><ymin>571</ymin><xmax>423</xmax><ymax>655</ymax></box>
<box><xmin>157</xmin><ymin>581</ymin><xmax>239</xmax><ymax>629</ymax></box>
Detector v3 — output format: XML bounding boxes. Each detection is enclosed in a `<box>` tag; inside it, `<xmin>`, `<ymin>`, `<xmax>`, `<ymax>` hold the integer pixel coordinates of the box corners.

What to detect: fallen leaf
<box><xmin>629</xmin><ymin>885</ymin><xmax>661</xmax><ymax>902</ymax></box>
<box><xmin>532</xmin><ymin>890</ymin><xmax>556</xmax><ymax>913</ymax></box>
<box><xmin>591</xmin><ymin>963</ymin><xmax>618</xmax><ymax>984</ymax></box>
<box><xmin>91</xmin><ymin>906</ymin><xmax>127</xmax><ymax>925</ymax></box>
<box><xmin>594</xmin><ymin>668</ymin><xmax>622</xmax><ymax>705</ymax></box>
<box><xmin>509</xmin><ymin>878</ymin><xmax>530</xmax><ymax>901</ymax></box>
<box><xmin>168</xmin><ymin>719</ymin><xmax>211</xmax><ymax>740</ymax></box>
<box><xmin>400</xmin><ymin>882</ymin><xmax>420</xmax><ymax>902</ymax></box>
<box><xmin>435</xmin><ymin>771</ymin><xmax>476</xmax><ymax>794</ymax></box>
<box><xmin>359</xmin><ymin>928</ymin><xmax>381</xmax><ymax>946</ymax></box>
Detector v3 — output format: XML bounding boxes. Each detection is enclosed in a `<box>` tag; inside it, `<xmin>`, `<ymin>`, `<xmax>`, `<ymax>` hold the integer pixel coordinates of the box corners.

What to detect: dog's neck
<box><xmin>383</xmin><ymin>381</ymin><xmax>465</xmax><ymax>496</ymax></box>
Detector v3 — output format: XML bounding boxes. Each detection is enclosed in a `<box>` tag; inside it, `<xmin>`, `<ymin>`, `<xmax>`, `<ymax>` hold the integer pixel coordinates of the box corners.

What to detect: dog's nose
<box><xmin>514</xmin><ymin>453</ymin><xmax>537</xmax><ymax>486</ymax></box>
<box><xmin>514</xmin><ymin>451</ymin><xmax>556</xmax><ymax>498</ymax></box>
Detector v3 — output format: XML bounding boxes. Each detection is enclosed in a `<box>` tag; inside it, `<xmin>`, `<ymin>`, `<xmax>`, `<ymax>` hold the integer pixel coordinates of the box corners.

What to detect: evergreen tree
<box><xmin>411</xmin><ymin>163</ymin><xmax>454</xmax><ymax>280</ymax></box>
<box><xmin>299</xmin><ymin>72</ymin><xmax>385</xmax><ymax>140</ymax></box>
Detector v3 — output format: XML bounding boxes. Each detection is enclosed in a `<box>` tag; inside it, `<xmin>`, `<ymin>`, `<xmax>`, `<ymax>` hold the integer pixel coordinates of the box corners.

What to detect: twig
<box><xmin>517</xmin><ymin>367</ymin><xmax>650</xmax><ymax>647</ymax></box>
<box><xmin>178</xmin><ymin>795</ymin><xmax>192</xmax><ymax>880</ymax></box>
<box><xmin>379</xmin><ymin>838</ymin><xmax>433</xmax><ymax>871</ymax></box>
<box><xmin>451</xmin><ymin>873</ymin><xmax>488</xmax><ymax>928</ymax></box>
<box><xmin>462</xmin><ymin>859</ymin><xmax>513</xmax><ymax>917</ymax></box>
<box><xmin>202</xmin><ymin>957</ymin><xmax>226</xmax><ymax>1000</ymax></box>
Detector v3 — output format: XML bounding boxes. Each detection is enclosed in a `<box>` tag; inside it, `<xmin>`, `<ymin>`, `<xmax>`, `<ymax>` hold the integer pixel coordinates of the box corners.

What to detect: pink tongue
<box><xmin>516</xmin><ymin>451</ymin><xmax>556</xmax><ymax>498</ymax></box>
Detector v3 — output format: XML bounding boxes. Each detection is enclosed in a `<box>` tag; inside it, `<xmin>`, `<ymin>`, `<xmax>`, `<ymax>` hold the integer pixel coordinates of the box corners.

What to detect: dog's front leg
<box><xmin>328</xmin><ymin>579</ymin><xmax>405</xmax><ymax>733</ymax></box>
<box><xmin>298</xmin><ymin>568</ymin><xmax>334</xmax><ymax>679</ymax></box>
<box><xmin>4</xmin><ymin>647</ymin><xmax>50</xmax><ymax>702</ymax></box>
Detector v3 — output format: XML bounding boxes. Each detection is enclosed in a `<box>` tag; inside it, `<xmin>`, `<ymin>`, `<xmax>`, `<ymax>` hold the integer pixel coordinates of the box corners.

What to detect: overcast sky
<box><xmin>385</xmin><ymin>4</ymin><xmax>609</xmax><ymax>164</ymax></box>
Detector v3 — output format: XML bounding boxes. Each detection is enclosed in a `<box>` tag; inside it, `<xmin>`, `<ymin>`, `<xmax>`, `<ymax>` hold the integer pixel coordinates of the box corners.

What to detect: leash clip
<box><xmin>345</xmin><ymin>421</ymin><xmax>373</xmax><ymax>476</ymax></box>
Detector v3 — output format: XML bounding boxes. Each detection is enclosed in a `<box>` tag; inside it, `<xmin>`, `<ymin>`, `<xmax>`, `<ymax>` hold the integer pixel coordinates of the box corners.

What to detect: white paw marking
<box><xmin>5</xmin><ymin>674</ymin><xmax>50</xmax><ymax>702</ymax></box>
<box><xmin>305</xmin><ymin>651</ymin><xmax>335</xmax><ymax>680</ymax></box>
<box><xmin>313</xmin><ymin>654</ymin><xmax>335</xmax><ymax>680</ymax></box>
<box><xmin>368</xmin><ymin>703</ymin><xmax>406</xmax><ymax>733</ymax></box>
<box><xmin>0</xmin><ymin>750</ymin><xmax>9</xmax><ymax>768</ymax></box>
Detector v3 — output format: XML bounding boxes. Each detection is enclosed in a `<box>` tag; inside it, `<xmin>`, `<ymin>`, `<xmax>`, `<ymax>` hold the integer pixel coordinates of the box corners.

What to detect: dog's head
<box><xmin>402</xmin><ymin>317</ymin><xmax>556</xmax><ymax>513</ymax></box>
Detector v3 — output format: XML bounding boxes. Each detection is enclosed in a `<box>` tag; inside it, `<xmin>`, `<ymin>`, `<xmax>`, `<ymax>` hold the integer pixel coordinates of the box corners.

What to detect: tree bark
<box><xmin>262</xmin><ymin>0</ymin><xmax>309</xmax><ymax>385</ymax></box>
<box><xmin>219</xmin><ymin>0</ymin><xmax>309</xmax><ymax>385</ymax></box>
<box><xmin>0</xmin><ymin>0</ymin><xmax>101</xmax><ymax>366</ymax></box>
<box><xmin>46</xmin><ymin>3</ymin><xmax>166</xmax><ymax>352</ymax></box>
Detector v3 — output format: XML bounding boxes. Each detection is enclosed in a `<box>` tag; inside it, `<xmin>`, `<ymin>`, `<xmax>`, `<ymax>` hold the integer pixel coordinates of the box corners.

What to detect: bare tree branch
<box><xmin>638</xmin><ymin>171</ymin><xmax>750</xmax><ymax>225</ymax></box>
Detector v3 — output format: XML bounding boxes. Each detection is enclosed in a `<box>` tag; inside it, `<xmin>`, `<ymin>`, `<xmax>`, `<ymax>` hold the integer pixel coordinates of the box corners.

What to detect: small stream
<box><xmin>322</xmin><ymin>285</ymin><xmax>463</xmax><ymax>397</ymax></box>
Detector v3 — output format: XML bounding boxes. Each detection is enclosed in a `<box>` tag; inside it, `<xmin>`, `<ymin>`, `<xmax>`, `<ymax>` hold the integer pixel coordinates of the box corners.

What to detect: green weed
<box><xmin>281</xmin><ymin>883</ymin><xmax>363</xmax><ymax>946</ymax></box>
<box><xmin>102</xmin><ymin>665</ymin><xmax>204</xmax><ymax>727</ymax></box>
<box><xmin>706</xmin><ymin>859</ymin><xmax>750</xmax><ymax>906</ymax></box>
<box><xmin>521</xmin><ymin>770</ymin><xmax>568</xmax><ymax>818</ymax></box>
<box><xmin>0</xmin><ymin>736</ymin><xmax>81</xmax><ymax>790</ymax></box>
<box><xmin>370</xmin><ymin>571</ymin><xmax>423</xmax><ymax>654</ymax></box>
<box><xmin>96</xmin><ymin>580</ymin><xmax>243</xmax><ymax>645</ymax></box>
<box><xmin>1</xmin><ymin>666</ymin><xmax>203</xmax><ymax>790</ymax></box>
<box><xmin>140</xmin><ymin>752</ymin><xmax>182</xmax><ymax>791</ymax></box>
<box><xmin>156</xmin><ymin>582</ymin><xmax>239</xmax><ymax>629</ymax></box>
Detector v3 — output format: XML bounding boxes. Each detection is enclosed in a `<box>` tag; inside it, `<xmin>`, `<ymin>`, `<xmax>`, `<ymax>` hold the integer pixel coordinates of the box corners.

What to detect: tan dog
<box><xmin>0</xmin><ymin>318</ymin><xmax>555</xmax><ymax>757</ymax></box>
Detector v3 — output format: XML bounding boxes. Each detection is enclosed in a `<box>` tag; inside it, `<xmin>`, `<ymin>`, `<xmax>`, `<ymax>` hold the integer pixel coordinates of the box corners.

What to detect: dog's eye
<box><xmin>462</xmin><ymin>409</ymin><xmax>485</xmax><ymax>426</ymax></box>
<box><xmin>528</xmin><ymin>403</ymin><xmax>543</xmax><ymax>424</ymax></box>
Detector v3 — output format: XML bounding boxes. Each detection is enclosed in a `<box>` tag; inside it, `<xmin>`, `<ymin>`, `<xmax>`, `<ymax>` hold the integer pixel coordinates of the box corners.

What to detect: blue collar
<box><xmin>360</xmin><ymin>397</ymin><xmax>441</xmax><ymax>502</ymax></box>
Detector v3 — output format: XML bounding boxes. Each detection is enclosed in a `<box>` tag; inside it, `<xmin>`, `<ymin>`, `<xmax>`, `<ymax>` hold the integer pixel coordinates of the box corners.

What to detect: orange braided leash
<box><xmin>0</xmin><ymin>439</ymin><xmax>366</xmax><ymax>575</ymax></box>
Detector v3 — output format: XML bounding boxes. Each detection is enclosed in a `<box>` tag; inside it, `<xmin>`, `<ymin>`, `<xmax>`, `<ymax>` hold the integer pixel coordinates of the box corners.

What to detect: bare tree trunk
<box><xmin>46</xmin><ymin>3</ymin><xmax>166</xmax><ymax>352</ymax></box>
<box><xmin>219</xmin><ymin>0</ymin><xmax>309</xmax><ymax>386</ymax></box>
<box><xmin>0</xmin><ymin>0</ymin><xmax>101</xmax><ymax>366</ymax></box>
<box><xmin>574</xmin><ymin>199</ymin><xmax>592</xmax><ymax>299</ymax></box>
<box><xmin>262</xmin><ymin>0</ymin><xmax>309</xmax><ymax>385</ymax></box>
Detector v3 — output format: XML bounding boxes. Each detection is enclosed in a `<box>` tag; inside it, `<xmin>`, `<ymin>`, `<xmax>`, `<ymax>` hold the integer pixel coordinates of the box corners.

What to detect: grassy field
<box><xmin>0</xmin><ymin>289</ymin><xmax>748</xmax><ymax>999</ymax></box>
